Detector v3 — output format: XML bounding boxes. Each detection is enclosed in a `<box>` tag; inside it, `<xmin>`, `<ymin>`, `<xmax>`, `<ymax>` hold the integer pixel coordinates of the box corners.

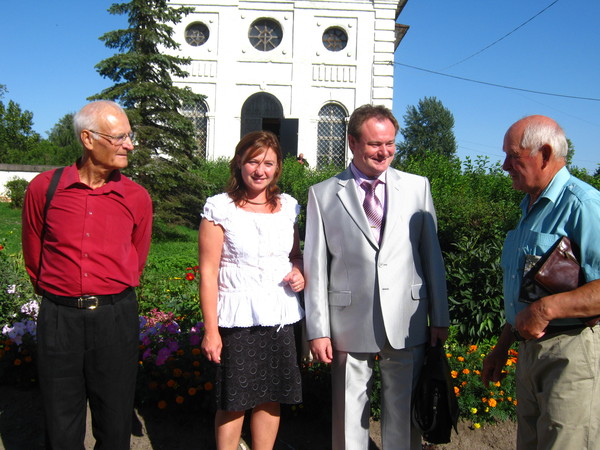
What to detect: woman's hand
<box><xmin>201</xmin><ymin>330</ymin><xmax>223</xmax><ymax>363</ymax></box>
<box><xmin>283</xmin><ymin>268</ymin><xmax>305</xmax><ymax>292</ymax></box>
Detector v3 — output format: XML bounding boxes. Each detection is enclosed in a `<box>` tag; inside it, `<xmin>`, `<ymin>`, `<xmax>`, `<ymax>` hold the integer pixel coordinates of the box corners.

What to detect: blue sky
<box><xmin>1</xmin><ymin>1</ymin><xmax>599</xmax><ymax>172</ymax></box>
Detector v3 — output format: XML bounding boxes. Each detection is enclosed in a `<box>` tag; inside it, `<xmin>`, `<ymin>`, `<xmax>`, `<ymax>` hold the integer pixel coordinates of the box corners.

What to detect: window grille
<box><xmin>317</xmin><ymin>103</ymin><xmax>347</xmax><ymax>169</ymax></box>
<box><xmin>182</xmin><ymin>101</ymin><xmax>208</xmax><ymax>159</ymax></box>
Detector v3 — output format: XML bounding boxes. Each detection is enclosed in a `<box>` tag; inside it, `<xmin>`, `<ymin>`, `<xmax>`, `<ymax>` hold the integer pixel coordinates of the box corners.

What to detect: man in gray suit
<box><xmin>304</xmin><ymin>104</ymin><xmax>450</xmax><ymax>450</ymax></box>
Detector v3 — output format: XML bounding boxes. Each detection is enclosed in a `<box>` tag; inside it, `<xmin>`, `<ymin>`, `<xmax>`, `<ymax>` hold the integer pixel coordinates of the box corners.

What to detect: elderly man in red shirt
<box><xmin>22</xmin><ymin>100</ymin><xmax>152</xmax><ymax>449</ymax></box>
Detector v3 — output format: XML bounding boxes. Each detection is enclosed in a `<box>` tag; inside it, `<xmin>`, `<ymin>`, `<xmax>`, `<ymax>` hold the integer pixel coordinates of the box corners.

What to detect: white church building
<box><xmin>170</xmin><ymin>0</ymin><xmax>408</xmax><ymax>168</ymax></box>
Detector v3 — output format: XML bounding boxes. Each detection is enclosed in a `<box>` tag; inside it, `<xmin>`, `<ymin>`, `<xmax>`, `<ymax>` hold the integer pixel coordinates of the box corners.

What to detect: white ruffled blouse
<box><xmin>201</xmin><ymin>192</ymin><xmax>305</xmax><ymax>328</ymax></box>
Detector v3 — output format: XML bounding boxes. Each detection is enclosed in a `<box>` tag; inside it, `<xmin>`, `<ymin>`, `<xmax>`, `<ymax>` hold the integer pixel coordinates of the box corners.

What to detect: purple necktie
<box><xmin>361</xmin><ymin>180</ymin><xmax>383</xmax><ymax>242</ymax></box>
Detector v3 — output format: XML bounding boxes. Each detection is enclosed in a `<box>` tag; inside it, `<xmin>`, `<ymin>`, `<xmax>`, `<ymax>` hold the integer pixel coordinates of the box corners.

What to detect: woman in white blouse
<box><xmin>199</xmin><ymin>131</ymin><xmax>305</xmax><ymax>449</ymax></box>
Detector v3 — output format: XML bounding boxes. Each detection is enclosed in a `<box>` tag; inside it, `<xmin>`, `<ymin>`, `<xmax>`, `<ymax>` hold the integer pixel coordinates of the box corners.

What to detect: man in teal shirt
<box><xmin>482</xmin><ymin>115</ymin><xmax>600</xmax><ymax>449</ymax></box>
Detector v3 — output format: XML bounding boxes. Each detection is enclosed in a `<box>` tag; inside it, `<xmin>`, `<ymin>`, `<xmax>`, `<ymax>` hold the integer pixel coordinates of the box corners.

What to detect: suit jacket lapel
<box><xmin>336</xmin><ymin>166</ymin><xmax>379</xmax><ymax>248</ymax></box>
<box><xmin>380</xmin><ymin>169</ymin><xmax>404</xmax><ymax>247</ymax></box>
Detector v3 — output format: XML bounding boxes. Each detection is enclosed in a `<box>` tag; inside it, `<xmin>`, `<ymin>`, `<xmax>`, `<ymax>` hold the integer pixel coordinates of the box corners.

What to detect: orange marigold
<box><xmin>192</xmin><ymin>348</ymin><xmax>201</xmax><ymax>356</ymax></box>
<box><xmin>166</xmin><ymin>379</ymin><xmax>176</xmax><ymax>388</ymax></box>
<box><xmin>488</xmin><ymin>398</ymin><xmax>497</xmax><ymax>407</ymax></box>
<box><xmin>193</xmin><ymin>361</ymin><xmax>200</xmax><ymax>367</ymax></box>
<box><xmin>451</xmin><ymin>370</ymin><xmax>458</xmax><ymax>379</ymax></box>
<box><xmin>173</xmin><ymin>368</ymin><xmax>183</xmax><ymax>377</ymax></box>
<box><xmin>176</xmin><ymin>349</ymin><xmax>185</xmax><ymax>356</ymax></box>
<box><xmin>457</xmin><ymin>356</ymin><xmax>465</xmax><ymax>362</ymax></box>
<box><xmin>454</xmin><ymin>386</ymin><xmax>460</xmax><ymax>395</ymax></box>
<box><xmin>462</xmin><ymin>368</ymin><xmax>470</xmax><ymax>375</ymax></box>
<box><xmin>469</xmin><ymin>345</ymin><xmax>478</xmax><ymax>353</ymax></box>
<box><xmin>188</xmin><ymin>387</ymin><xmax>197</xmax><ymax>396</ymax></box>
<box><xmin>14</xmin><ymin>359</ymin><xmax>22</xmax><ymax>366</ymax></box>
<box><xmin>158</xmin><ymin>400</ymin><xmax>167</xmax><ymax>409</ymax></box>
<box><xmin>204</xmin><ymin>381</ymin><xmax>214</xmax><ymax>391</ymax></box>
<box><xmin>176</xmin><ymin>396</ymin><xmax>185</xmax><ymax>404</ymax></box>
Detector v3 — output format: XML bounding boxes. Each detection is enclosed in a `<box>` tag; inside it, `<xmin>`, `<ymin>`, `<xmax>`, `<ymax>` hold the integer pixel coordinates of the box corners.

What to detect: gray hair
<box><xmin>72</xmin><ymin>100</ymin><xmax>126</xmax><ymax>143</ymax></box>
<box><xmin>521</xmin><ymin>119</ymin><xmax>568</xmax><ymax>159</ymax></box>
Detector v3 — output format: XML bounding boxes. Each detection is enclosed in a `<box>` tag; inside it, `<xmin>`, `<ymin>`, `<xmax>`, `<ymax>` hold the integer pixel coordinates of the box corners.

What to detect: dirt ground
<box><xmin>0</xmin><ymin>384</ymin><xmax>515</xmax><ymax>449</ymax></box>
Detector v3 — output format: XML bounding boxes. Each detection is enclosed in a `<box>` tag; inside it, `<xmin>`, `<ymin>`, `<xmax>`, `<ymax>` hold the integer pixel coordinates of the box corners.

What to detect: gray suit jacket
<box><xmin>304</xmin><ymin>166</ymin><xmax>449</xmax><ymax>353</ymax></box>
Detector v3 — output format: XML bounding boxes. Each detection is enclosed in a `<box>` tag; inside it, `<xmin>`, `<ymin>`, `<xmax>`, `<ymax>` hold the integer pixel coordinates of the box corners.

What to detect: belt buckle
<box><xmin>78</xmin><ymin>295</ymin><xmax>99</xmax><ymax>310</ymax></box>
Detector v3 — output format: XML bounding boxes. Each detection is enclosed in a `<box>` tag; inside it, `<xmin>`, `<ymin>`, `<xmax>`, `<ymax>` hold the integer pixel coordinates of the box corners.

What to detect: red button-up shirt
<box><xmin>22</xmin><ymin>163</ymin><xmax>153</xmax><ymax>296</ymax></box>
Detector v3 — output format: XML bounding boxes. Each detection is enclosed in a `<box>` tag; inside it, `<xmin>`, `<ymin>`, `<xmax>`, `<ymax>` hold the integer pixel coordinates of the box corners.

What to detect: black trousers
<box><xmin>36</xmin><ymin>290</ymin><xmax>139</xmax><ymax>450</ymax></box>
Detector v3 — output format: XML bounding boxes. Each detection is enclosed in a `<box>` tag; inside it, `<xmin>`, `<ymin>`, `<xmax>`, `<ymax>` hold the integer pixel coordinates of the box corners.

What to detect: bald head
<box><xmin>504</xmin><ymin>115</ymin><xmax>568</xmax><ymax>160</ymax></box>
<box><xmin>73</xmin><ymin>101</ymin><xmax>128</xmax><ymax>144</ymax></box>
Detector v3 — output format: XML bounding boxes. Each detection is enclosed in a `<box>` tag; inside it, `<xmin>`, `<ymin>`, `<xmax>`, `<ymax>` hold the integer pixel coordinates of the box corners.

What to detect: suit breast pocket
<box><xmin>328</xmin><ymin>291</ymin><xmax>351</xmax><ymax>307</ymax></box>
<box><xmin>411</xmin><ymin>283</ymin><xmax>427</xmax><ymax>300</ymax></box>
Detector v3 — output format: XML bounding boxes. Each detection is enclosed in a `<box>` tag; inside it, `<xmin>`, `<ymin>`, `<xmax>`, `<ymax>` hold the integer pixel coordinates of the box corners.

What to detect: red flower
<box><xmin>185</xmin><ymin>272</ymin><xmax>195</xmax><ymax>281</ymax></box>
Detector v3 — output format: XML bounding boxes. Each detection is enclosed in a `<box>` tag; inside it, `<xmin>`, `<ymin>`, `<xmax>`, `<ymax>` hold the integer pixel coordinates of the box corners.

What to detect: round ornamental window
<box><xmin>248</xmin><ymin>18</ymin><xmax>282</xmax><ymax>52</ymax></box>
<box><xmin>322</xmin><ymin>27</ymin><xmax>348</xmax><ymax>52</ymax></box>
<box><xmin>185</xmin><ymin>22</ymin><xmax>210</xmax><ymax>46</ymax></box>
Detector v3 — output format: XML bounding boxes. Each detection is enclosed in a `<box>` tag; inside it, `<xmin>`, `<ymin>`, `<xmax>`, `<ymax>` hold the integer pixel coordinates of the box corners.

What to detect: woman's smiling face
<box><xmin>240</xmin><ymin>147</ymin><xmax>278</xmax><ymax>196</ymax></box>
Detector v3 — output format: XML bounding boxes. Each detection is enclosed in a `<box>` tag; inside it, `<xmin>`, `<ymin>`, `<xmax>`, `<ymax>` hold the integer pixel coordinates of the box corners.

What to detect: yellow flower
<box><xmin>485</xmin><ymin>407</ymin><xmax>490</xmax><ymax>413</ymax></box>
<box><xmin>470</xmin><ymin>408</ymin><xmax>478</xmax><ymax>414</ymax></box>
<box><xmin>451</xmin><ymin>370</ymin><xmax>458</xmax><ymax>378</ymax></box>
<box><xmin>474</xmin><ymin>423</ymin><xmax>481</xmax><ymax>429</ymax></box>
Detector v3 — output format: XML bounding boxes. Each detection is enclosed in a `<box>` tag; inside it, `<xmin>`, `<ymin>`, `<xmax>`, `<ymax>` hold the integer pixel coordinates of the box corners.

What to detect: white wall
<box><xmin>170</xmin><ymin>0</ymin><xmax>401</xmax><ymax>165</ymax></box>
<box><xmin>0</xmin><ymin>165</ymin><xmax>54</xmax><ymax>198</ymax></box>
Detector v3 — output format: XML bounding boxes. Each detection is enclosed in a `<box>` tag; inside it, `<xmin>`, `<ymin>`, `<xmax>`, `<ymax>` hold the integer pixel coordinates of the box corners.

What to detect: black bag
<box><xmin>412</xmin><ymin>343</ymin><xmax>459</xmax><ymax>444</ymax></box>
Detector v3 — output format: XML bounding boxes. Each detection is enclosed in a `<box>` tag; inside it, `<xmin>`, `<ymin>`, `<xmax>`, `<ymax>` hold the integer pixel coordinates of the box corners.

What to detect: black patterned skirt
<box><xmin>215</xmin><ymin>324</ymin><xmax>303</xmax><ymax>411</ymax></box>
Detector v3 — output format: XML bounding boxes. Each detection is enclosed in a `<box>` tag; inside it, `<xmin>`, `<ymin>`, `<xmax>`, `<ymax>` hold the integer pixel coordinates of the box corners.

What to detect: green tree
<box><xmin>0</xmin><ymin>98</ymin><xmax>42</xmax><ymax>164</ymax></box>
<box><xmin>47</xmin><ymin>113</ymin><xmax>82</xmax><ymax>165</ymax></box>
<box><xmin>396</xmin><ymin>96</ymin><xmax>457</xmax><ymax>162</ymax></box>
<box><xmin>90</xmin><ymin>0</ymin><xmax>205</xmax><ymax>227</ymax></box>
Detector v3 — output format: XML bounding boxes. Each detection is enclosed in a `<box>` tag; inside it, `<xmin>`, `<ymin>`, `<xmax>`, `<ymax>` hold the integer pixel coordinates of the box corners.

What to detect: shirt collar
<box><xmin>523</xmin><ymin>166</ymin><xmax>570</xmax><ymax>212</ymax></box>
<box><xmin>349</xmin><ymin>162</ymin><xmax>387</xmax><ymax>186</ymax></box>
<box><xmin>62</xmin><ymin>162</ymin><xmax>125</xmax><ymax>197</ymax></box>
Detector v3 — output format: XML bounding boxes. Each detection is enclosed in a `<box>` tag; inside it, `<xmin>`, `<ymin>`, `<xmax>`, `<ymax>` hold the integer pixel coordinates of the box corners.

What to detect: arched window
<box><xmin>182</xmin><ymin>100</ymin><xmax>208</xmax><ymax>159</ymax></box>
<box><xmin>317</xmin><ymin>103</ymin><xmax>347</xmax><ymax>169</ymax></box>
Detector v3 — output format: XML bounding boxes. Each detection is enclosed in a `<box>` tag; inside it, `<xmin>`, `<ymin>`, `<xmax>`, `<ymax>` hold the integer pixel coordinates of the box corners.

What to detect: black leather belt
<box><xmin>43</xmin><ymin>287</ymin><xmax>132</xmax><ymax>310</ymax></box>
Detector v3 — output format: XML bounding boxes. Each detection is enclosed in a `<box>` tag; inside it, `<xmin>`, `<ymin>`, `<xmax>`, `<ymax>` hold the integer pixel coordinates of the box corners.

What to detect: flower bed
<box><xmin>0</xmin><ymin>247</ymin><xmax>518</xmax><ymax>423</ymax></box>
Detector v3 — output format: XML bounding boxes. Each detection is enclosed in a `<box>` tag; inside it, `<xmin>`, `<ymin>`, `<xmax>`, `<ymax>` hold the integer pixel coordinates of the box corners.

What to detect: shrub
<box><xmin>5</xmin><ymin>178</ymin><xmax>29</xmax><ymax>208</ymax></box>
<box><xmin>0</xmin><ymin>239</ymin><xmax>37</xmax><ymax>328</ymax></box>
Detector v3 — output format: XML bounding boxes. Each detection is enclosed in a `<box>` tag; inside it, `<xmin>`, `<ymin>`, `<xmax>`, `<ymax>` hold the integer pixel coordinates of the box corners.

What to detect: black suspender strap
<box><xmin>36</xmin><ymin>167</ymin><xmax>64</xmax><ymax>293</ymax></box>
<box><xmin>44</xmin><ymin>167</ymin><xmax>64</xmax><ymax>220</ymax></box>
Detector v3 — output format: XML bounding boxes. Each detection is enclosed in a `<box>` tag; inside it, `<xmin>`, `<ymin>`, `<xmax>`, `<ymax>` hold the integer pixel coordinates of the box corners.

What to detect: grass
<box><xmin>0</xmin><ymin>203</ymin><xmax>22</xmax><ymax>254</ymax></box>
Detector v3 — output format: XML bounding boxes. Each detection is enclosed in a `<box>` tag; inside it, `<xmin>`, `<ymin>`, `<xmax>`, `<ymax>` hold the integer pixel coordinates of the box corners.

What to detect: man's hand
<box><xmin>515</xmin><ymin>300</ymin><xmax>551</xmax><ymax>340</ymax></box>
<box><xmin>481</xmin><ymin>324</ymin><xmax>514</xmax><ymax>386</ymax></box>
<box><xmin>430</xmin><ymin>326</ymin><xmax>449</xmax><ymax>346</ymax></box>
<box><xmin>309</xmin><ymin>337</ymin><xmax>333</xmax><ymax>363</ymax></box>
<box><xmin>481</xmin><ymin>348</ymin><xmax>509</xmax><ymax>386</ymax></box>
